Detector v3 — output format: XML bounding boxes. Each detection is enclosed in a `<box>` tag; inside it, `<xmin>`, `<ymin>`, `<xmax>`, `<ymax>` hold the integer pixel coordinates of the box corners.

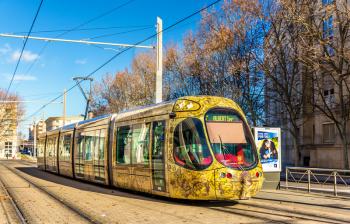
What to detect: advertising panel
<box><xmin>254</xmin><ymin>127</ymin><xmax>281</xmax><ymax>172</ymax></box>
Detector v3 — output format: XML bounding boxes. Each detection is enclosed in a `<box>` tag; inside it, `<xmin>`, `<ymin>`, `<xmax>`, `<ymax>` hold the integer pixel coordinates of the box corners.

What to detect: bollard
<box><xmin>334</xmin><ymin>172</ymin><xmax>337</xmax><ymax>196</ymax></box>
<box><xmin>307</xmin><ymin>169</ymin><xmax>311</xmax><ymax>193</ymax></box>
<box><xmin>285</xmin><ymin>168</ymin><xmax>288</xmax><ymax>189</ymax></box>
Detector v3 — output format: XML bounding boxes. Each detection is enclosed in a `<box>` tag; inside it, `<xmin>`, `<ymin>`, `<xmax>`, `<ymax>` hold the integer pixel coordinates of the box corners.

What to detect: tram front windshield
<box><xmin>205</xmin><ymin>109</ymin><xmax>256</xmax><ymax>169</ymax></box>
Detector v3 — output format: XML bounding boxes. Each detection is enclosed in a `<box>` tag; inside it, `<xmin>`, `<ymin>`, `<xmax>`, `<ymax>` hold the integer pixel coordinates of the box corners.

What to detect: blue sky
<box><xmin>0</xmin><ymin>0</ymin><xmax>214</xmax><ymax>134</ymax></box>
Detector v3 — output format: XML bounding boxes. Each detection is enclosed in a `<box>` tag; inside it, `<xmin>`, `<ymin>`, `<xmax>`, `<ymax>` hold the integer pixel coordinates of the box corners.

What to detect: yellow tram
<box><xmin>37</xmin><ymin>96</ymin><xmax>264</xmax><ymax>200</ymax></box>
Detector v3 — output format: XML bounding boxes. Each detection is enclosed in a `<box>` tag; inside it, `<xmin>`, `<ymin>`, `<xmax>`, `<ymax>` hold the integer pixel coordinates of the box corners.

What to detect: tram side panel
<box><xmin>167</xmin><ymin>117</ymin><xmax>217</xmax><ymax>200</ymax></box>
<box><xmin>37</xmin><ymin>135</ymin><xmax>46</xmax><ymax>170</ymax></box>
<box><xmin>112</xmin><ymin>116</ymin><xmax>168</xmax><ymax>196</ymax></box>
<box><xmin>45</xmin><ymin>134</ymin><xmax>59</xmax><ymax>173</ymax></box>
<box><xmin>113</xmin><ymin>123</ymin><xmax>149</xmax><ymax>192</ymax></box>
<box><xmin>73</xmin><ymin>126</ymin><xmax>109</xmax><ymax>185</ymax></box>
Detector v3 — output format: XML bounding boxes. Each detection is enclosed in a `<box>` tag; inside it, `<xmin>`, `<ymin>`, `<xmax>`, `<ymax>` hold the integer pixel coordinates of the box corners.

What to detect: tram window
<box><xmin>53</xmin><ymin>137</ymin><xmax>58</xmax><ymax>156</ymax></box>
<box><xmin>85</xmin><ymin>132</ymin><xmax>93</xmax><ymax>161</ymax></box>
<box><xmin>59</xmin><ymin>135</ymin><xmax>64</xmax><ymax>158</ymax></box>
<box><xmin>153</xmin><ymin>121</ymin><xmax>165</xmax><ymax>159</ymax></box>
<box><xmin>38</xmin><ymin>139</ymin><xmax>44</xmax><ymax>157</ymax></box>
<box><xmin>93</xmin><ymin>130</ymin><xmax>100</xmax><ymax>161</ymax></box>
<box><xmin>173</xmin><ymin>118</ymin><xmax>212</xmax><ymax>170</ymax></box>
<box><xmin>77</xmin><ymin>133</ymin><xmax>84</xmax><ymax>160</ymax></box>
<box><xmin>99</xmin><ymin>130</ymin><xmax>106</xmax><ymax>160</ymax></box>
<box><xmin>46</xmin><ymin>138</ymin><xmax>51</xmax><ymax>157</ymax></box>
<box><xmin>48</xmin><ymin>138</ymin><xmax>56</xmax><ymax>157</ymax></box>
<box><xmin>63</xmin><ymin>134</ymin><xmax>71</xmax><ymax>160</ymax></box>
<box><xmin>131</xmin><ymin>123</ymin><xmax>150</xmax><ymax>165</ymax></box>
<box><xmin>205</xmin><ymin>109</ymin><xmax>257</xmax><ymax>168</ymax></box>
<box><xmin>116</xmin><ymin>126</ymin><xmax>132</xmax><ymax>164</ymax></box>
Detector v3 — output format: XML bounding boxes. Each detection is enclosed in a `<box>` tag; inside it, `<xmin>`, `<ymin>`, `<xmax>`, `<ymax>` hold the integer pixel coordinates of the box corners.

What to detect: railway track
<box><xmin>0</xmin><ymin>175</ymin><xmax>26</xmax><ymax>224</ymax></box>
<box><xmin>0</xmin><ymin>163</ymin><xmax>99</xmax><ymax>224</ymax></box>
<box><xmin>2</xmin><ymin>160</ymin><xmax>350</xmax><ymax>224</ymax></box>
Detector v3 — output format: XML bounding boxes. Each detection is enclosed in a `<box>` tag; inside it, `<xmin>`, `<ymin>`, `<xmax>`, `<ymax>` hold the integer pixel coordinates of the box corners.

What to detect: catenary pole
<box><xmin>63</xmin><ymin>89</ymin><xmax>66</xmax><ymax>126</ymax></box>
<box><xmin>156</xmin><ymin>17</ymin><xmax>163</xmax><ymax>103</ymax></box>
<box><xmin>33</xmin><ymin>118</ymin><xmax>36</xmax><ymax>157</ymax></box>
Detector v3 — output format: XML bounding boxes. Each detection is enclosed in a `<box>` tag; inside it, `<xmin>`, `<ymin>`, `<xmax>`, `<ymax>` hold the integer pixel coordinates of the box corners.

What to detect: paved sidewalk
<box><xmin>280</xmin><ymin>181</ymin><xmax>350</xmax><ymax>197</ymax></box>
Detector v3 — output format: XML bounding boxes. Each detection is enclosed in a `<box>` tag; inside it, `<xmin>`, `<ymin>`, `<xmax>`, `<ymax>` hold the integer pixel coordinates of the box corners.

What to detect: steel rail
<box><xmin>1</xmin><ymin>163</ymin><xmax>100</xmax><ymax>224</ymax></box>
<box><xmin>0</xmin><ymin>172</ymin><xmax>27</xmax><ymax>224</ymax></box>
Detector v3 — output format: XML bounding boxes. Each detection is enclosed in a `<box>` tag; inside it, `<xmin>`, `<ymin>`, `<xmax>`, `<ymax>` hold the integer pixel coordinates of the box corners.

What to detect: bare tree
<box><xmin>261</xmin><ymin>0</ymin><xmax>311</xmax><ymax>166</ymax></box>
<box><xmin>0</xmin><ymin>89</ymin><xmax>23</xmax><ymax>143</ymax></box>
<box><xmin>91</xmin><ymin>52</ymin><xmax>156</xmax><ymax>115</ymax></box>
<box><xmin>164</xmin><ymin>0</ymin><xmax>266</xmax><ymax>125</ymax></box>
<box><xmin>286</xmin><ymin>0</ymin><xmax>350</xmax><ymax>168</ymax></box>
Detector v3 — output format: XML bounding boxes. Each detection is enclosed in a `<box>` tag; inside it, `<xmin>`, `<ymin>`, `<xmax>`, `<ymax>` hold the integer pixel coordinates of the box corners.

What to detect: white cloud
<box><xmin>75</xmin><ymin>58</ymin><xmax>87</xmax><ymax>65</ymax></box>
<box><xmin>1</xmin><ymin>73</ymin><xmax>37</xmax><ymax>81</ymax></box>
<box><xmin>11</xmin><ymin>50</ymin><xmax>39</xmax><ymax>62</ymax></box>
<box><xmin>13</xmin><ymin>74</ymin><xmax>37</xmax><ymax>81</ymax></box>
<box><xmin>0</xmin><ymin>43</ymin><xmax>11</xmax><ymax>55</ymax></box>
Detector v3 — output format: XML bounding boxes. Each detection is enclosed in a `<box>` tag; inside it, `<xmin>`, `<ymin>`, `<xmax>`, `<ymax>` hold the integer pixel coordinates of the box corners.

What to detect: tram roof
<box><xmin>43</xmin><ymin>96</ymin><xmax>233</xmax><ymax>135</ymax></box>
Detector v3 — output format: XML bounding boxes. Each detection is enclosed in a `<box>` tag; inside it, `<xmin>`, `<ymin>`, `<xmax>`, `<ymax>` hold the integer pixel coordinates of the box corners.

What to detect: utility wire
<box><xmin>23</xmin><ymin>0</ymin><xmax>137</xmax><ymax>81</ymax></box>
<box><xmin>4</xmin><ymin>0</ymin><xmax>44</xmax><ymax>99</ymax></box>
<box><xmin>58</xmin><ymin>0</ymin><xmax>136</xmax><ymax>37</ymax></box>
<box><xmin>24</xmin><ymin>0</ymin><xmax>223</xmax><ymax>122</ymax></box>
<box><xmin>86</xmin><ymin>26</ymin><xmax>153</xmax><ymax>40</ymax></box>
<box><xmin>11</xmin><ymin>25</ymin><xmax>152</xmax><ymax>35</ymax></box>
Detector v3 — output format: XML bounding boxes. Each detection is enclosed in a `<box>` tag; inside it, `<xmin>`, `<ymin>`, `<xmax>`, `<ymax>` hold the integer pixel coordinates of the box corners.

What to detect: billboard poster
<box><xmin>254</xmin><ymin>127</ymin><xmax>281</xmax><ymax>172</ymax></box>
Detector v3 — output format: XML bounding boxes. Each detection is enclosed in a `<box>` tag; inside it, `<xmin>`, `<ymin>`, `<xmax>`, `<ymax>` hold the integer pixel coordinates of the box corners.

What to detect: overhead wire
<box><xmin>4</xmin><ymin>0</ymin><xmax>44</xmax><ymax>99</ymax></box>
<box><xmin>23</xmin><ymin>0</ymin><xmax>223</xmax><ymax>122</ymax></box>
<box><xmin>11</xmin><ymin>25</ymin><xmax>152</xmax><ymax>35</ymax></box>
<box><xmin>86</xmin><ymin>26</ymin><xmax>153</xmax><ymax>40</ymax></box>
<box><xmin>22</xmin><ymin>0</ymin><xmax>137</xmax><ymax>81</ymax></box>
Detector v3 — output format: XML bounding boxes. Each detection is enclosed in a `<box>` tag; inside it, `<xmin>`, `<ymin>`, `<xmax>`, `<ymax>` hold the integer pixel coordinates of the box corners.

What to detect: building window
<box><xmin>2</xmin><ymin>119</ymin><xmax>11</xmax><ymax>125</ymax></box>
<box><xmin>322</xmin><ymin>0</ymin><xmax>333</xmax><ymax>6</ymax></box>
<box><xmin>324</xmin><ymin>88</ymin><xmax>335</xmax><ymax>107</ymax></box>
<box><xmin>323</xmin><ymin>74</ymin><xmax>335</xmax><ymax>108</ymax></box>
<box><xmin>323</xmin><ymin>123</ymin><xmax>335</xmax><ymax>144</ymax></box>
<box><xmin>4</xmin><ymin>141</ymin><xmax>13</xmax><ymax>157</ymax></box>
<box><xmin>5</xmin><ymin>142</ymin><xmax>13</xmax><ymax>149</ymax></box>
<box><xmin>323</xmin><ymin>16</ymin><xmax>334</xmax><ymax>56</ymax></box>
<box><xmin>4</xmin><ymin>130</ymin><xmax>13</xmax><ymax>136</ymax></box>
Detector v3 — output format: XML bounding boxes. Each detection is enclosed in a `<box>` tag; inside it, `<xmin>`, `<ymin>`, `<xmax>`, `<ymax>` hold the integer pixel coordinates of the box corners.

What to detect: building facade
<box><xmin>29</xmin><ymin>119</ymin><xmax>46</xmax><ymax>140</ymax></box>
<box><xmin>265</xmin><ymin>0</ymin><xmax>350</xmax><ymax>169</ymax></box>
<box><xmin>0</xmin><ymin>103</ymin><xmax>18</xmax><ymax>159</ymax></box>
<box><xmin>45</xmin><ymin>115</ymin><xmax>84</xmax><ymax>131</ymax></box>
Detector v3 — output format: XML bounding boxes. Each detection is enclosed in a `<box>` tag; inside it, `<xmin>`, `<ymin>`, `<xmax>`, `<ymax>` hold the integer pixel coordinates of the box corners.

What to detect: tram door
<box><xmin>151</xmin><ymin>121</ymin><xmax>166</xmax><ymax>192</ymax></box>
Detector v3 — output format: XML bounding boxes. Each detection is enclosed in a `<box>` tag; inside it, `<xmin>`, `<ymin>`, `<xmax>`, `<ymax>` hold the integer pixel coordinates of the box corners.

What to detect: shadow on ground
<box><xmin>12</xmin><ymin>163</ymin><xmax>236</xmax><ymax>207</ymax></box>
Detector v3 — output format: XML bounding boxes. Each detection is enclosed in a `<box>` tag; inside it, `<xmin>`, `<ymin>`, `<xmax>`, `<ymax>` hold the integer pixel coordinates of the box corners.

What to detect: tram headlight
<box><xmin>173</xmin><ymin>99</ymin><xmax>201</xmax><ymax>112</ymax></box>
<box><xmin>226</xmin><ymin>173</ymin><xmax>233</xmax><ymax>179</ymax></box>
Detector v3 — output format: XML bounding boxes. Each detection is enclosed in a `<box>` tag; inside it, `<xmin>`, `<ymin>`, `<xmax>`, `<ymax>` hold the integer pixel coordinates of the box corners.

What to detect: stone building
<box><xmin>28</xmin><ymin>119</ymin><xmax>46</xmax><ymax>140</ymax></box>
<box><xmin>0</xmin><ymin>103</ymin><xmax>18</xmax><ymax>159</ymax></box>
<box><xmin>45</xmin><ymin>115</ymin><xmax>84</xmax><ymax>131</ymax></box>
<box><xmin>265</xmin><ymin>0</ymin><xmax>350</xmax><ymax>169</ymax></box>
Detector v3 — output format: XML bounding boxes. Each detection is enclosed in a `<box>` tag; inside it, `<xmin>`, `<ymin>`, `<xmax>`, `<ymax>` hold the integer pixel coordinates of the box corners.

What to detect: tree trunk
<box><xmin>341</xmin><ymin>129</ymin><xmax>349</xmax><ymax>169</ymax></box>
<box><xmin>292</xmin><ymin>134</ymin><xmax>299</xmax><ymax>167</ymax></box>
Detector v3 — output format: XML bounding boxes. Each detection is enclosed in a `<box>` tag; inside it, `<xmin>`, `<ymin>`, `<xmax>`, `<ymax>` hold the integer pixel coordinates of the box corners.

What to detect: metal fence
<box><xmin>285</xmin><ymin>167</ymin><xmax>350</xmax><ymax>196</ymax></box>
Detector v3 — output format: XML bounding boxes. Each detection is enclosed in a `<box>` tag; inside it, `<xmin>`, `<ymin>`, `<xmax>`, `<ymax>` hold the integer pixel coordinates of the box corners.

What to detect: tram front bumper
<box><xmin>214</xmin><ymin>169</ymin><xmax>263</xmax><ymax>200</ymax></box>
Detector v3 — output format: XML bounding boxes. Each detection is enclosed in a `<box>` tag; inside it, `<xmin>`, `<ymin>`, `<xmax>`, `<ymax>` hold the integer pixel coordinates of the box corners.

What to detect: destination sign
<box><xmin>205</xmin><ymin>114</ymin><xmax>239</xmax><ymax>122</ymax></box>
